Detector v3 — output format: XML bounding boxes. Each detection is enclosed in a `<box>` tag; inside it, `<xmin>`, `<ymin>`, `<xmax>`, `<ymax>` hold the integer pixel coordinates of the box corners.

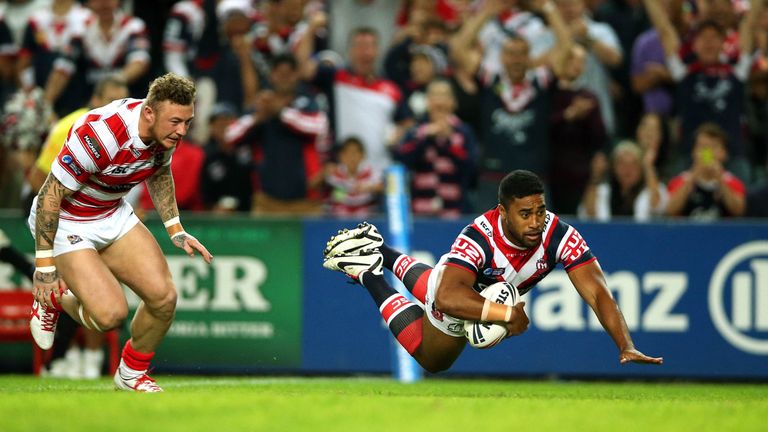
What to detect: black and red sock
<box><xmin>360</xmin><ymin>272</ymin><xmax>423</xmax><ymax>355</ymax></box>
<box><xmin>380</xmin><ymin>244</ymin><xmax>431</xmax><ymax>304</ymax></box>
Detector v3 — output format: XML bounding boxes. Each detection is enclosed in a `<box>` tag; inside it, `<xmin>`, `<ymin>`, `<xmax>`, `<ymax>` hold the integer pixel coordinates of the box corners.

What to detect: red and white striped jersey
<box><xmin>51</xmin><ymin>98</ymin><xmax>173</xmax><ymax>221</ymax></box>
<box><xmin>439</xmin><ymin>207</ymin><xmax>596</xmax><ymax>295</ymax></box>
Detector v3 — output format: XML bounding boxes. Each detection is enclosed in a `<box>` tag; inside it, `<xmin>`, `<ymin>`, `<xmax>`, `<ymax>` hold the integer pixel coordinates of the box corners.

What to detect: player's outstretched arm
<box><xmin>569</xmin><ymin>260</ymin><xmax>663</xmax><ymax>365</ymax></box>
<box><xmin>146</xmin><ymin>165</ymin><xmax>213</xmax><ymax>264</ymax></box>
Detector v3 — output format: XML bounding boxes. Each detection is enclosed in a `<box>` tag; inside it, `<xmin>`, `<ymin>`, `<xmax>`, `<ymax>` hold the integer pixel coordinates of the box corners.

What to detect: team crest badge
<box><xmin>67</xmin><ymin>234</ymin><xmax>83</xmax><ymax>245</ymax></box>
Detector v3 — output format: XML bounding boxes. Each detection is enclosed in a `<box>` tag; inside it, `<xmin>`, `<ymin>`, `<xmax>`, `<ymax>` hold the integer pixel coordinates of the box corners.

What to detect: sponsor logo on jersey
<box><xmin>483</xmin><ymin>267</ymin><xmax>505</xmax><ymax>277</ymax></box>
<box><xmin>67</xmin><ymin>234</ymin><xmax>83</xmax><ymax>245</ymax></box>
<box><xmin>478</xmin><ymin>219</ymin><xmax>493</xmax><ymax>238</ymax></box>
<box><xmin>61</xmin><ymin>154</ymin><xmax>83</xmax><ymax>176</ymax></box>
<box><xmin>83</xmin><ymin>134</ymin><xmax>102</xmax><ymax>159</ymax></box>
<box><xmin>536</xmin><ymin>259</ymin><xmax>548</xmax><ymax>270</ymax></box>
<box><xmin>450</xmin><ymin>237</ymin><xmax>483</xmax><ymax>268</ymax></box>
<box><xmin>448</xmin><ymin>322</ymin><xmax>465</xmax><ymax>335</ymax></box>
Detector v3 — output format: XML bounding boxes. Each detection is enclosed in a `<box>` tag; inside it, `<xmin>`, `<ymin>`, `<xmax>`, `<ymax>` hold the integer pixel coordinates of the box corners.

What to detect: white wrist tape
<box><xmin>504</xmin><ymin>305</ymin><xmax>513</xmax><ymax>322</ymax></box>
<box><xmin>481</xmin><ymin>299</ymin><xmax>491</xmax><ymax>321</ymax></box>
<box><xmin>36</xmin><ymin>266</ymin><xmax>56</xmax><ymax>273</ymax></box>
<box><xmin>163</xmin><ymin>216</ymin><xmax>181</xmax><ymax>228</ymax></box>
<box><xmin>35</xmin><ymin>250</ymin><xmax>54</xmax><ymax>259</ymax></box>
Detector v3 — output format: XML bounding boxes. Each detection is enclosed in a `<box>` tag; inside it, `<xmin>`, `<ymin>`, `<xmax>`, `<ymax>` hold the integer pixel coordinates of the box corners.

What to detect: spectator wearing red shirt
<box><xmin>666</xmin><ymin>123</ymin><xmax>745</xmax><ymax>220</ymax></box>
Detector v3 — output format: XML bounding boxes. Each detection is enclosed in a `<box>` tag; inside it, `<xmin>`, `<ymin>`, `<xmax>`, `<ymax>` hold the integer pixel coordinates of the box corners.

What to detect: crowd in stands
<box><xmin>1</xmin><ymin>0</ymin><xmax>767</xmax><ymax>221</ymax></box>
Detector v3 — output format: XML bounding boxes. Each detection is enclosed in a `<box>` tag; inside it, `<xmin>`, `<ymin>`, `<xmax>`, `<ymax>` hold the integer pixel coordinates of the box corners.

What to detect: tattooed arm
<box><xmin>145</xmin><ymin>165</ymin><xmax>213</xmax><ymax>263</ymax></box>
<box><xmin>145</xmin><ymin>165</ymin><xmax>180</xmax><ymax>224</ymax></box>
<box><xmin>33</xmin><ymin>174</ymin><xmax>75</xmax><ymax>307</ymax></box>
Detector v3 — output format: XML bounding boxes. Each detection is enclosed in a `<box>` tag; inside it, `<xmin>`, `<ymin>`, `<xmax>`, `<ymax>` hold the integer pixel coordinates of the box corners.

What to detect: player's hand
<box><xmin>619</xmin><ymin>348</ymin><xmax>663</xmax><ymax>365</ymax></box>
<box><xmin>504</xmin><ymin>302</ymin><xmax>529</xmax><ymax>337</ymax></box>
<box><xmin>172</xmin><ymin>232</ymin><xmax>214</xmax><ymax>264</ymax></box>
<box><xmin>33</xmin><ymin>269</ymin><xmax>68</xmax><ymax>308</ymax></box>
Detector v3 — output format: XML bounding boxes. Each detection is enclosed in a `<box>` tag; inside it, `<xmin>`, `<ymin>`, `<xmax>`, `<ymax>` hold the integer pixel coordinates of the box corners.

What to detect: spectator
<box><xmin>394</xmin><ymin>79</ymin><xmax>478</xmax><ymax>217</ymax></box>
<box><xmin>211</xmin><ymin>3</ymin><xmax>260</xmax><ymax>111</ymax></box>
<box><xmin>631</xmin><ymin>0</ymin><xmax>683</xmax><ymax>117</ymax></box>
<box><xmin>680</xmin><ymin>0</ymin><xmax>742</xmax><ymax>64</ymax></box>
<box><xmin>296</xmin><ymin>18</ymin><xmax>411</xmax><ymax>171</ymax></box>
<box><xmin>593</xmin><ymin>0</ymin><xmax>649</xmax><ymax>136</ymax></box>
<box><xmin>386</xmin><ymin>44</ymin><xmax>448</xmax><ymax>120</ymax></box>
<box><xmin>449</xmin><ymin>0</ymin><xmax>572</xmax><ymax>210</ymax></box>
<box><xmin>476</xmin><ymin>0</ymin><xmax>552</xmax><ymax>77</ymax></box>
<box><xmin>17</xmin><ymin>0</ymin><xmax>90</xmax><ymax>116</ymax></box>
<box><xmin>635</xmin><ymin>111</ymin><xmax>672</xmax><ymax>178</ymax></box>
<box><xmin>579</xmin><ymin>140</ymin><xmax>667</xmax><ymax>221</ymax></box>
<box><xmin>249</xmin><ymin>0</ymin><xmax>327</xmax><ymax>79</ymax></box>
<box><xmin>45</xmin><ymin>0</ymin><xmax>151</xmax><ymax>107</ymax></box>
<box><xmin>200</xmin><ymin>103</ymin><xmax>253</xmax><ymax>213</ymax></box>
<box><xmin>228</xmin><ymin>53</ymin><xmax>329</xmax><ymax>215</ymax></box>
<box><xmin>549</xmin><ymin>44</ymin><xmax>606</xmax><ymax>215</ymax></box>
<box><xmin>163</xmin><ymin>0</ymin><xmax>220</xmax><ymax>79</ymax></box>
<box><xmin>643</xmin><ymin>0</ymin><xmax>761</xmax><ymax>179</ymax></box>
<box><xmin>326</xmin><ymin>136</ymin><xmax>383</xmax><ymax>217</ymax></box>
<box><xmin>540</xmin><ymin>0</ymin><xmax>624</xmax><ymax>136</ymax></box>
<box><xmin>666</xmin><ymin>123</ymin><xmax>745</xmax><ymax>219</ymax></box>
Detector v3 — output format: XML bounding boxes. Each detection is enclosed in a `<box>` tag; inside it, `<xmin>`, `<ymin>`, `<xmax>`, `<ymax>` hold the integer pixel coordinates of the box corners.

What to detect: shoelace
<box><xmin>134</xmin><ymin>374</ymin><xmax>162</xmax><ymax>392</ymax></box>
<box><xmin>32</xmin><ymin>303</ymin><xmax>59</xmax><ymax>331</ymax></box>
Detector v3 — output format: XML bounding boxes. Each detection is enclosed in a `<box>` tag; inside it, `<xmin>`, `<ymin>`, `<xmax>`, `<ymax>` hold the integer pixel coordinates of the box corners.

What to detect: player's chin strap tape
<box><xmin>482</xmin><ymin>299</ymin><xmax>514</xmax><ymax>322</ymax></box>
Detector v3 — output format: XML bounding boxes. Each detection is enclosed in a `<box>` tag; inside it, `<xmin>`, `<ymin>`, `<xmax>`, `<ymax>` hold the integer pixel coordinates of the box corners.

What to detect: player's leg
<box><xmin>99</xmin><ymin>222</ymin><xmax>174</xmax><ymax>392</ymax></box>
<box><xmin>323</xmin><ymin>222</ymin><xmax>431</xmax><ymax>304</ymax></box>
<box><xmin>40</xmin><ymin>249</ymin><xmax>128</xmax><ymax>339</ymax></box>
<box><xmin>379</xmin><ymin>244</ymin><xmax>432</xmax><ymax>305</ymax></box>
<box><xmin>324</xmin><ymin>250</ymin><xmax>465</xmax><ymax>373</ymax></box>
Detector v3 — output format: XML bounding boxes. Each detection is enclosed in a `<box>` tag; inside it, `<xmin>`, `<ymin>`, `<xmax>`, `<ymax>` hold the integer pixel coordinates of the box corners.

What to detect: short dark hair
<box><xmin>695</xmin><ymin>122</ymin><xmax>728</xmax><ymax>148</ymax></box>
<box><xmin>498</xmin><ymin>170</ymin><xmax>544</xmax><ymax>207</ymax></box>
<box><xmin>693</xmin><ymin>19</ymin><xmax>726</xmax><ymax>38</ymax></box>
<box><xmin>93</xmin><ymin>74</ymin><xmax>127</xmax><ymax>99</ymax></box>
<box><xmin>145</xmin><ymin>73</ymin><xmax>196</xmax><ymax>109</ymax></box>
<box><xmin>271</xmin><ymin>52</ymin><xmax>298</xmax><ymax>70</ymax></box>
<box><xmin>349</xmin><ymin>26</ymin><xmax>379</xmax><ymax>44</ymax></box>
<box><xmin>338</xmin><ymin>136</ymin><xmax>365</xmax><ymax>154</ymax></box>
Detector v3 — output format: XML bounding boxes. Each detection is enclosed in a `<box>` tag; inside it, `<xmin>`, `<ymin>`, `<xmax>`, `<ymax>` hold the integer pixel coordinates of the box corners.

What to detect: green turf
<box><xmin>0</xmin><ymin>376</ymin><xmax>765</xmax><ymax>432</ymax></box>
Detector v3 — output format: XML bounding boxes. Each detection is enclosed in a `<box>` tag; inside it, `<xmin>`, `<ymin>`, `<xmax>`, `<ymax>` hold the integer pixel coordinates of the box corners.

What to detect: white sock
<box><xmin>118</xmin><ymin>359</ymin><xmax>146</xmax><ymax>379</ymax></box>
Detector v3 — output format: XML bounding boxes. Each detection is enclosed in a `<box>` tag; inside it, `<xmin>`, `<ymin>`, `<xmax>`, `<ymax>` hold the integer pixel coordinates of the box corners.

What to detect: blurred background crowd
<box><xmin>1</xmin><ymin>0</ymin><xmax>768</xmax><ymax>221</ymax></box>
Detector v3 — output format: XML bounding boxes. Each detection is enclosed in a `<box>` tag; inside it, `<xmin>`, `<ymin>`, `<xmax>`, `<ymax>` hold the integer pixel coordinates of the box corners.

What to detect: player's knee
<box><xmin>420</xmin><ymin>357</ymin><xmax>454</xmax><ymax>374</ymax></box>
<box><xmin>91</xmin><ymin>307</ymin><xmax>128</xmax><ymax>331</ymax></box>
<box><xmin>146</xmin><ymin>285</ymin><xmax>177</xmax><ymax>321</ymax></box>
<box><xmin>416</xmin><ymin>351</ymin><xmax>455</xmax><ymax>374</ymax></box>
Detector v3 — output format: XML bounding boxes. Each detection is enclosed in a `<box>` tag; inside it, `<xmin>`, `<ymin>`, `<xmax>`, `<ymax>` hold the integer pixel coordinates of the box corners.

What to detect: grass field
<box><xmin>0</xmin><ymin>375</ymin><xmax>766</xmax><ymax>432</ymax></box>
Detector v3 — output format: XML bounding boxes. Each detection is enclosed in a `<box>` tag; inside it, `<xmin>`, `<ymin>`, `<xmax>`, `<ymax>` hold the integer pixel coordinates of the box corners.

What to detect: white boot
<box><xmin>82</xmin><ymin>349</ymin><xmax>104</xmax><ymax>380</ymax></box>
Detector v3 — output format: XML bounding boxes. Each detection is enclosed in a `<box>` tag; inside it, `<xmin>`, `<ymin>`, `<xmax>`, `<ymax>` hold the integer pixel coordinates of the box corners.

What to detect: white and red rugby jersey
<box><xmin>440</xmin><ymin>207</ymin><xmax>596</xmax><ymax>295</ymax></box>
<box><xmin>51</xmin><ymin>98</ymin><xmax>173</xmax><ymax>221</ymax></box>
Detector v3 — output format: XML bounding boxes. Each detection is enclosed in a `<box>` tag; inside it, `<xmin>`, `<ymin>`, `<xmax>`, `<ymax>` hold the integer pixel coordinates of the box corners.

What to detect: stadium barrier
<box><xmin>1</xmin><ymin>213</ymin><xmax>766</xmax><ymax>379</ymax></box>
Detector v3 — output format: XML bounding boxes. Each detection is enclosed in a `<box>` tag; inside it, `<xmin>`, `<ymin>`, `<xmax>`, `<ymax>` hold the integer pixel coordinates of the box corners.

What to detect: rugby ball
<box><xmin>464</xmin><ymin>281</ymin><xmax>520</xmax><ymax>349</ymax></box>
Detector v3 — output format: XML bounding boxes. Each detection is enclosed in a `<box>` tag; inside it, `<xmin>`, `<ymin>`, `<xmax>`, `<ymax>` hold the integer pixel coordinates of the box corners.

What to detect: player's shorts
<box><xmin>27</xmin><ymin>197</ymin><xmax>140</xmax><ymax>257</ymax></box>
<box><xmin>424</xmin><ymin>265</ymin><xmax>467</xmax><ymax>338</ymax></box>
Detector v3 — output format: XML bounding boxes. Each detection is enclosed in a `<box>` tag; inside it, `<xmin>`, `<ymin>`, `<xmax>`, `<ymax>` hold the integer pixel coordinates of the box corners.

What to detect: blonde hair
<box><xmin>145</xmin><ymin>73</ymin><xmax>196</xmax><ymax>109</ymax></box>
<box><xmin>612</xmin><ymin>140</ymin><xmax>642</xmax><ymax>162</ymax></box>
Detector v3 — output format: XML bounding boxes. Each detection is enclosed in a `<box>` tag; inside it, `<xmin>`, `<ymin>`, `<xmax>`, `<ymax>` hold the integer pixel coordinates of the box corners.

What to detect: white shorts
<box><xmin>27</xmin><ymin>197</ymin><xmax>140</xmax><ymax>257</ymax></box>
<box><xmin>425</xmin><ymin>265</ymin><xmax>467</xmax><ymax>338</ymax></box>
